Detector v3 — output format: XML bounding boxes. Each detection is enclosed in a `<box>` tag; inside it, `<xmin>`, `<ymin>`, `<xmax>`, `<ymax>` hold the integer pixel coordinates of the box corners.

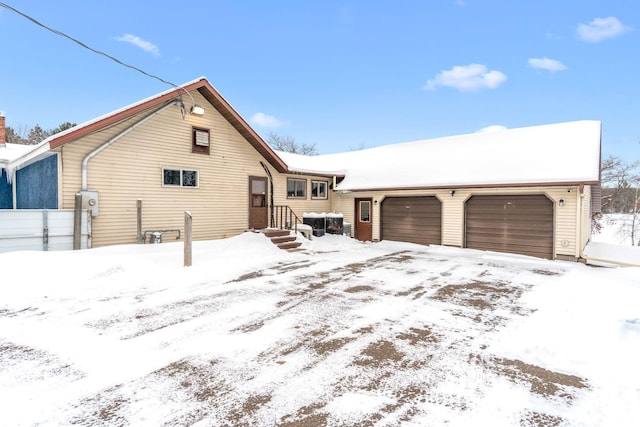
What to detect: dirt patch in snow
<box><xmin>344</xmin><ymin>285</ymin><xmax>375</xmax><ymax>293</ymax></box>
<box><xmin>520</xmin><ymin>410</ymin><xmax>565</xmax><ymax>426</ymax></box>
<box><xmin>0</xmin><ymin>340</ymin><xmax>84</xmax><ymax>383</ymax></box>
<box><xmin>433</xmin><ymin>280</ymin><xmax>525</xmax><ymax>311</ymax></box>
<box><xmin>396</xmin><ymin>326</ymin><xmax>439</xmax><ymax>345</ymax></box>
<box><xmin>354</xmin><ymin>340</ymin><xmax>405</xmax><ymax>366</ymax></box>
<box><xmin>5</xmin><ymin>244</ymin><xmax>603</xmax><ymax>426</ymax></box>
<box><xmin>472</xmin><ymin>354</ymin><xmax>588</xmax><ymax>400</ymax></box>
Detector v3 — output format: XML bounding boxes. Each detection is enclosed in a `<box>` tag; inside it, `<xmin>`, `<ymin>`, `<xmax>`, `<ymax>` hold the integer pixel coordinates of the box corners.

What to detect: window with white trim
<box><xmin>287</xmin><ymin>178</ymin><xmax>306</xmax><ymax>199</ymax></box>
<box><xmin>311</xmin><ymin>180</ymin><xmax>328</xmax><ymax>199</ymax></box>
<box><xmin>163</xmin><ymin>168</ymin><xmax>199</xmax><ymax>188</ymax></box>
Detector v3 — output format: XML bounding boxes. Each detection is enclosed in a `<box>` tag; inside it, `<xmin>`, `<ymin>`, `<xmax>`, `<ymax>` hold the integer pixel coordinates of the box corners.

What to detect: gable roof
<box><xmin>278</xmin><ymin>120</ymin><xmax>602</xmax><ymax>191</ymax></box>
<box><xmin>40</xmin><ymin>77</ymin><xmax>288</xmax><ymax>173</ymax></box>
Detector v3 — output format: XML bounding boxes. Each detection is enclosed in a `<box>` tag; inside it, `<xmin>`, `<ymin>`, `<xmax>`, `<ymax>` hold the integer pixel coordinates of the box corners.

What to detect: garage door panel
<box><xmin>381</xmin><ymin>197</ymin><xmax>441</xmax><ymax>246</ymax></box>
<box><xmin>465</xmin><ymin>195</ymin><xmax>553</xmax><ymax>259</ymax></box>
<box><xmin>466</xmin><ymin>226</ymin><xmax>553</xmax><ymax>237</ymax></box>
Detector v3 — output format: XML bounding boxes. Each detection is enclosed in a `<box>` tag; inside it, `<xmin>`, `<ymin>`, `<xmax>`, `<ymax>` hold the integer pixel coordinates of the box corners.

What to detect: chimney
<box><xmin>0</xmin><ymin>115</ymin><xmax>6</xmax><ymax>148</ymax></box>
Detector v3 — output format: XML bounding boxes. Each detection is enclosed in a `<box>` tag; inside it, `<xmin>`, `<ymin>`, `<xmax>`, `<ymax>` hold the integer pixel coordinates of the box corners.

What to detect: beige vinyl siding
<box><xmin>55</xmin><ymin>92</ymin><xmax>279</xmax><ymax>247</ymax></box>
<box><xmin>440</xmin><ymin>194</ymin><xmax>461</xmax><ymax>246</ymax></box>
<box><xmin>272</xmin><ymin>174</ymin><xmax>332</xmax><ymax>217</ymax></box>
<box><xmin>553</xmin><ymin>187</ymin><xmax>579</xmax><ymax>258</ymax></box>
<box><xmin>329</xmin><ymin>193</ymin><xmax>356</xmax><ymax>236</ymax></box>
<box><xmin>331</xmin><ymin>185</ymin><xmax>583</xmax><ymax>259</ymax></box>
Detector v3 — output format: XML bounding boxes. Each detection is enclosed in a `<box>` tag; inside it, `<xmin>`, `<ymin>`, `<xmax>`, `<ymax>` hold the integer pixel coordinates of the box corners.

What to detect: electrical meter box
<box><xmin>80</xmin><ymin>190</ymin><xmax>99</xmax><ymax>217</ymax></box>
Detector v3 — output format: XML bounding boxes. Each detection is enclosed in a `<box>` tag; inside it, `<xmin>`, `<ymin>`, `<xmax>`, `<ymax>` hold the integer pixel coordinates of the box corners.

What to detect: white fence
<box><xmin>0</xmin><ymin>210</ymin><xmax>90</xmax><ymax>253</ymax></box>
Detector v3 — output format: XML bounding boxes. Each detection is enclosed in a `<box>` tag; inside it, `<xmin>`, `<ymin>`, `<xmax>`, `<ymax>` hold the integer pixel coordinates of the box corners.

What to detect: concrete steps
<box><xmin>262</xmin><ymin>229</ymin><xmax>302</xmax><ymax>250</ymax></box>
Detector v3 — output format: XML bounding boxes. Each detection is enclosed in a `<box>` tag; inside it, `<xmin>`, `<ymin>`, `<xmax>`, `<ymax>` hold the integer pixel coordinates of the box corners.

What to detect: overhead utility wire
<box><xmin>0</xmin><ymin>1</ymin><xmax>194</xmax><ymax>107</ymax></box>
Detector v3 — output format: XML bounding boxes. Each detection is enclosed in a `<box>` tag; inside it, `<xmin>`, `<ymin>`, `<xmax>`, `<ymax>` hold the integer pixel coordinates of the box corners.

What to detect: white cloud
<box><xmin>116</xmin><ymin>34</ymin><xmax>160</xmax><ymax>57</ymax></box>
<box><xmin>577</xmin><ymin>17</ymin><xmax>631</xmax><ymax>43</ymax></box>
<box><xmin>477</xmin><ymin>125</ymin><xmax>508</xmax><ymax>133</ymax></box>
<box><xmin>528</xmin><ymin>57</ymin><xmax>567</xmax><ymax>72</ymax></box>
<box><xmin>423</xmin><ymin>64</ymin><xmax>507</xmax><ymax>92</ymax></box>
<box><xmin>249</xmin><ymin>112</ymin><xmax>283</xmax><ymax>128</ymax></box>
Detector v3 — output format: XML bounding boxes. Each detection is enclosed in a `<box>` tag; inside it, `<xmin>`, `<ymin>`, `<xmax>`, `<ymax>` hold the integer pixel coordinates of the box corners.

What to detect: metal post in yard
<box><xmin>184</xmin><ymin>211</ymin><xmax>192</xmax><ymax>267</ymax></box>
<box><xmin>136</xmin><ymin>199</ymin><xmax>143</xmax><ymax>243</ymax></box>
<box><xmin>42</xmin><ymin>210</ymin><xmax>49</xmax><ymax>251</ymax></box>
<box><xmin>73</xmin><ymin>193</ymin><xmax>82</xmax><ymax>250</ymax></box>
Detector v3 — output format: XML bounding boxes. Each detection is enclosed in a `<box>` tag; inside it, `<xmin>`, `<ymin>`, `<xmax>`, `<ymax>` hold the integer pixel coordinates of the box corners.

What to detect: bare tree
<box><xmin>5</xmin><ymin>125</ymin><xmax>29</xmax><ymax>144</ymax></box>
<box><xmin>5</xmin><ymin>122</ymin><xmax>76</xmax><ymax>145</ymax></box>
<box><xmin>267</xmin><ymin>132</ymin><xmax>317</xmax><ymax>155</ymax></box>
<box><xmin>631</xmin><ymin>187</ymin><xmax>639</xmax><ymax>245</ymax></box>
<box><xmin>600</xmin><ymin>155</ymin><xmax>640</xmax><ymax>213</ymax></box>
<box><xmin>348</xmin><ymin>141</ymin><xmax>377</xmax><ymax>151</ymax></box>
<box><xmin>598</xmin><ymin>155</ymin><xmax>640</xmax><ymax>245</ymax></box>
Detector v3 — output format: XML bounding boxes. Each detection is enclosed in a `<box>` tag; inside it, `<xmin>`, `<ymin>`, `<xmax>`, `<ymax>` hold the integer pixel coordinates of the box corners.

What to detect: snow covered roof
<box><xmin>1</xmin><ymin>140</ymin><xmax>54</xmax><ymax>184</ymax></box>
<box><xmin>0</xmin><ymin>143</ymin><xmax>37</xmax><ymax>164</ymax></box>
<box><xmin>278</xmin><ymin>120</ymin><xmax>602</xmax><ymax>191</ymax></box>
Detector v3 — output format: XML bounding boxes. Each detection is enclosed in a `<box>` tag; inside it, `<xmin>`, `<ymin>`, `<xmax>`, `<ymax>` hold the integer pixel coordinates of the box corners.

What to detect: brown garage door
<box><xmin>465</xmin><ymin>195</ymin><xmax>553</xmax><ymax>259</ymax></box>
<box><xmin>381</xmin><ymin>196</ymin><xmax>441</xmax><ymax>245</ymax></box>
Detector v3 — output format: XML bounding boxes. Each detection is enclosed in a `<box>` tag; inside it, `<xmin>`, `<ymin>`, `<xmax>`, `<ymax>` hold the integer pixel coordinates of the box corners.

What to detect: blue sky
<box><xmin>1</xmin><ymin>1</ymin><xmax>639</xmax><ymax>160</ymax></box>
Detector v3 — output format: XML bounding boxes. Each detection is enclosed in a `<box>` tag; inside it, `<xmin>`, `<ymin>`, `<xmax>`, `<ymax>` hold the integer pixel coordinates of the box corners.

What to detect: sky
<box><xmin>0</xmin><ymin>1</ymin><xmax>639</xmax><ymax>160</ymax></box>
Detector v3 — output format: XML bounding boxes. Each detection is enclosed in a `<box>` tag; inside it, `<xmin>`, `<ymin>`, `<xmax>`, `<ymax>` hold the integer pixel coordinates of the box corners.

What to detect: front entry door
<box><xmin>249</xmin><ymin>176</ymin><xmax>268</xmax><ymax>229</ymax></box>
<box><xmin>355</xmin><ymin>198</ymin><xmax>373</xmax><ymax>241</ymax></box>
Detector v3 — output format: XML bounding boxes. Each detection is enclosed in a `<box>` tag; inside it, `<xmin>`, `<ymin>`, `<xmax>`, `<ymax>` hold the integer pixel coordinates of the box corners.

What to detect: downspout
<box><xmin>81</xmin><ymin>101</ymin><xmax>179</xmax><ymax>191</ymax></box>
<box><xmin>259</xmin><ymin>161</ymin><xmax>275</xmax><ymax>227</ymax></box>
<box><xmin>11</xmin><ymin>169</ymin><xmax>16</xmax><ymax>209</ymax></box>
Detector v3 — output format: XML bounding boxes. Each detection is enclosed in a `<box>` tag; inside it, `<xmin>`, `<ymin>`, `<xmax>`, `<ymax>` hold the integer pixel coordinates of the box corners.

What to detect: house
<box><xmin>3</xmin><ymin>78</ymin><xmax>601</xmax><ymax>260</ymax></box>
<box><xmin>3</xmin><ymin>78</ymin><xmax>333</xmax><ymax>247</ymax></box>
<box><xmin>278</xmin><ymin>120</ymin><xmax>602</xmax><ymax>261</ymax></box>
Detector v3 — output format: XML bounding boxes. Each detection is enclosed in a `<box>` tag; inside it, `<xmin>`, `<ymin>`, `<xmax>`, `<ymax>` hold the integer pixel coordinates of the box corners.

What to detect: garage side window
<box><xmin>311</xmin><ymin>180</ymin><xmax>328</xmax><ymax>199</ymax></box>
<box><xmin>287</xmin><ymin>178</ymin><xmax>306</xmax><ymax>199</ymax></box>
<box><xmin>163</xmin><ymin>167</ymin><xmax>199</xmax><ymax>188</ymax></box>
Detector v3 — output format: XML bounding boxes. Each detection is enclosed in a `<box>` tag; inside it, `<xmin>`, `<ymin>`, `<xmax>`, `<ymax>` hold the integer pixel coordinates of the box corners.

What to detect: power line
<box><xmin>0</xmin><ymin>1</ymin><xmax>179</xmax><ymax>89</ymax></box>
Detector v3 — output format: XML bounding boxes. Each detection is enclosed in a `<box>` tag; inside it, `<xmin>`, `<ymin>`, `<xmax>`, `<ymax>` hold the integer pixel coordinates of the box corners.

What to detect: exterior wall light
<box><xmin>559</xmin><ymin>198</ymin><xmax>565</xmax><ymax>207</ymax></box>
<box><xmin>190</xmin><ymin>105</ymin><xmax>205</xmax><ymax>116</ymax></box>
<box><xmin>449</xmin><ymin>190</ymin><xmax>455</xmax><ymax>196</ymax></box>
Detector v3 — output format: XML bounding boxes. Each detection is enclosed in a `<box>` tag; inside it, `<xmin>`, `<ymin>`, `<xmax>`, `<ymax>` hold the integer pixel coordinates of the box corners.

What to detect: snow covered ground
<box><xmin>1</xmin><ymin>232</ymin><xmax>639</xmax><ymax>426</ymax></box>
<box><xmin>592</xmin><ymin>213</ymin><xmax>639</xmax><ymax>246</ymax></box>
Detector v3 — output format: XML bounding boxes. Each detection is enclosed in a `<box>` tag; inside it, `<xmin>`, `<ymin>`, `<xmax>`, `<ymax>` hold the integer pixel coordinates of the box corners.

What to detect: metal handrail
<box><xmin>272</xmin><ymin>205</ymin><xmax>301</xmax><ymax>234</ymax></box>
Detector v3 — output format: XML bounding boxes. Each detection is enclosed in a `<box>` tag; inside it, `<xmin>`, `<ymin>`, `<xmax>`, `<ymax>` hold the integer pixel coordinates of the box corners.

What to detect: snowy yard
<box><xmin>1</xmin><ymin>232</ymin><xmax>639</xmax><ymax>426</ymax></box>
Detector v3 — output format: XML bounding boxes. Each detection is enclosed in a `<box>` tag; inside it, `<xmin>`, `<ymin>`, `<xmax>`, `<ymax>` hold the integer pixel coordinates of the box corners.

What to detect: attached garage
<box><xmin>465</xmin><ymin>195</ymin><xmax>554</xmax><ymax>259</ymax></box>
<box><xmin>381</xmin><ymin>196</ymin><xmax>441</xmax><ymax>245</ymax></box>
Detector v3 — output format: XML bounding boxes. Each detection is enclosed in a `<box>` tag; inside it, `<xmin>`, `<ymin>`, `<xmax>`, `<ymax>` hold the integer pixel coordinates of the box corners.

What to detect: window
<box><xmin>359</xmin><ymin>200</ymin><xmax>371</xmax><ymax>222</ymax></box>
<box><xmin>287</xmin><ymin>178</ymin><xmax>306</xmax><ymax>198</ymax></box>
<box><xmin>251</xmin><ymin>178</ymin><xmax>266</xmax><ymax>207</ymax></box>
<box><xmin>163</xmin><ymin>168</ymin><xmax>199</xmax><ymax>188</ymax></box>
<box><xmin>311</xmin><ymin>180</ymin><xmax>328</xmax><ymax>199</ymax></box>
<box><xmin>192</xmin><ymin>127</ymin><xmax>210</xmax><ymax>154</ymax></box>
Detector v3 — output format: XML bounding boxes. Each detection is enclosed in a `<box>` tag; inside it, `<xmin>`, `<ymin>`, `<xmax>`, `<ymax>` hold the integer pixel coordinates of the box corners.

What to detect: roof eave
<box><xmin>194</xmin><ymin>81</ymin><xmax>288</xmax><ymax>173</ymax></box>
<box><xmin>335</xmin><ymin>180</ymin><xmax>601</xmax><ymax>193</ymax></box>
<box><xmin>46</xmin><ymin>77</ymin><xmax>288</xmax><ymax>173</ymax></box>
